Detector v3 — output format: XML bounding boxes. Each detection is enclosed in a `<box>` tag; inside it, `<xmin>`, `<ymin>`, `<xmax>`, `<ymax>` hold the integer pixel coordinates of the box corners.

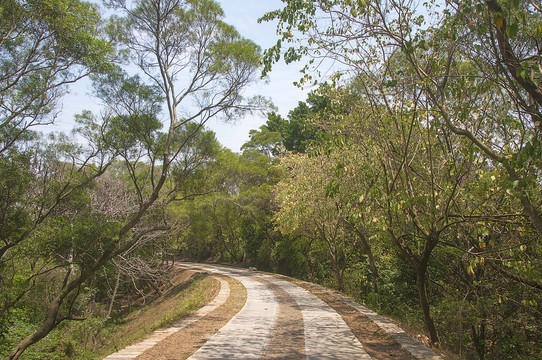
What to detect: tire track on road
<box><xmin>259</xmin><ymin>273</ymin><xmax>371</xmax><ymax>360</ymax></box>
<box><xmin>185</xmin><ymin>266</ymin><xmax>277</xmax><ymax>360</ymax></box>
<box><xmin>183</xmin><ymin>264</ymin><xmax>370</xmax><ymax>359</ymax></box>
<box><xmin>258</xmin><ymin>277</ymin><xmax>305</xmax><ymax>359</ymax></box>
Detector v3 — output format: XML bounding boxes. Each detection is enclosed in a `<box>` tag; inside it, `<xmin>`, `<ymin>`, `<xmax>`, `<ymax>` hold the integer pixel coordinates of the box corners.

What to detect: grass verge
<box><xmin>90</xmin><ymin>272</ymin><xmax>219</xmax><ymax>359</ymax></box>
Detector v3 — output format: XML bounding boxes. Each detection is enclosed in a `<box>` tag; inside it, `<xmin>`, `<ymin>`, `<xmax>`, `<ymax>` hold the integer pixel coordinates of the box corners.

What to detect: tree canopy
<box><xmin>0</xmin><ymin>1</ymin><xmax>263</xmax><ymax>359</ymax></box>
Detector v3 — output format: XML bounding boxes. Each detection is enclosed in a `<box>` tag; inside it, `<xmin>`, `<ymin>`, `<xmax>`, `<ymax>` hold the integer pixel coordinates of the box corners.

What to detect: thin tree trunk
<box><xmin>416</xmin><ymin>267</ymin><xmax>439</xmax><ymax>345</ymax></box>
<box><xmin>350</xmin><ymin>223</ymin><xmax>380</xmax><ymax>295</ymax></box>
<box><xmin>332</xmin><ymin>255</ymin><xmax>343</xmax><ymax>290</ymax></box>
<box><xmin>367</xmin><ymin>248</ymin><xmax>380</xmax><ymax>295</ymax></box>
<box><xmin>106</xmin><ymin>269</ymin><xmax>121</xmax><ymax>320</ymax></box>
<box><xmin>306</xmin><ymin>251</ymin><xmax>316</xmax><ymax>283</ymax></box>
<box><xmin>472</xmin><ymin>320</ymin><xmax>486</xmax><ymax>360</ymax></box>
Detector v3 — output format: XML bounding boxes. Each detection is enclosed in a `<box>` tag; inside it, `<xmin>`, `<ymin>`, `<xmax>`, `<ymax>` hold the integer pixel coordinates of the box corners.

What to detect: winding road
<box><xmin>105</xmin><ymin>263</ymin><xmax>442</xmax><ymax>360</ymax></box>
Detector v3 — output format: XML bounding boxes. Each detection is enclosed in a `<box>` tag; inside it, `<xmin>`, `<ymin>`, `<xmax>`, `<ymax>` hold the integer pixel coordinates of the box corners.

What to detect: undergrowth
<box><xmin>2</xmin><ymin>272</ymin><xmax>217</xmax><ymax>360</ymax></box>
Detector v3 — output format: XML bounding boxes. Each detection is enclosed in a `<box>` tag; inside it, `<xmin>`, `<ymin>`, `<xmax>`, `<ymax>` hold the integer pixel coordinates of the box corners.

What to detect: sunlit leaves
<box><xmin>0</xmin><ymin>0</ymin><xmax>112</xmax><ymax>154</ymax></box>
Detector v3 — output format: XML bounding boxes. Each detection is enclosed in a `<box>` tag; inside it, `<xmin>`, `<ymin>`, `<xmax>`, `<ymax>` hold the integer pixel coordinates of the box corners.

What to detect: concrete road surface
<box><xmin>106</xmin><ymin>263</ymin><xmax>442</xmax><ymax>360</ymax></box>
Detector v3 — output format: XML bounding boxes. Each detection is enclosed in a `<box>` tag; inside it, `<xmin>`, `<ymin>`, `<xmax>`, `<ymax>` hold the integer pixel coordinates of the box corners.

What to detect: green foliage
<box><xmin>241</xmin><ymin>127</ymin><xmax>283</xmax><ymax>157</ymax></box>
<box><xmin>257</xmin><ymin>0</ymin><xmax>542</xmax><ymax>355</ymax></box>
<box><xmin>277</xmin><ymin>92</ymin><xmax>329</xmax><ymax>153</ymax></box>
<box><xmin>271</xmin><ymin>235</ymin><xmax>310</xmax><ymax>279</ymax></box>
<box><xmin>0</xmin><ymin>0</ymin><xmax>112</xmax><ymax>153</ymax></box>
<box><xmin>0</xmin><ymin>288</ymin><xmax>101</xmax><ymax>360</ymax></box>
<box><xmin>174</xmin><ymin>133</ymin><xmax>288</xmax><ymax>270</ymax></box>
<box><xmin>0</xmin><ymin>154</ymin><xmax>33</xmax><ymax>248</ymax></box>
<box><xmin>1</xmin><ymin>0</ymin><xmax>264</xmax><ymax>358</ymax></box>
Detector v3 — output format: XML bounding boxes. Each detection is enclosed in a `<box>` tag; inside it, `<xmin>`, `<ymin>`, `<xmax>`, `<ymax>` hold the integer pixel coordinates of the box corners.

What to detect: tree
<box><xmin>0</xmin><ymin>4</ymin><xmax>112</xmax><ymax>352</ymax></box>
<box><xmin>2</xmin><ymin>0</ymin><xmax>263</xmax><ymax>358</ymax></box>
<box><xmin>261</xmin><ymin>0</ymin><xmax>542</xmax><ymax>348</ymax></box>
<box><xmin>176</xmin><ymin>143</ymin><xmax>284</xmax><ymax>268</ymax></box>
<box><xmin>243</xmin><ymin>91</ymin><xmax>328</xmax><ymax>155</ymax></box>
<box><xmin>0</xmin><ymin>0</ymin><xmax>111</xmax><ymax>154</ymax></box>
<box><xmin>274</xmin><ymin>149</ymin><xmax>370</xmax><ymax>290</ymax></box>
<box><xmin>241</xmin><ymin>126</ymin><xmax>283</xmax><ymax>157</ymax></box>
<box><xmin>261</xmin><ymin>0</ymin><xmax>542</xmax><ymax>237</ymax></box>
<box><xmin>0</xmin><ymin>133</ymin><xmax>115</xmax><ymax>360</ymax></box>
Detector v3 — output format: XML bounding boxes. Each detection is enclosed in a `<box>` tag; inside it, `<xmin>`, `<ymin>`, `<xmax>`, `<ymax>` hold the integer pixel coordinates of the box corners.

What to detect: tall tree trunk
<box><xmin>367</xmin><ymin>248</ymin><xmax>380</xmax><ymax>295</ymax></box>
<box><xmin>106</xmin><ymin>268</ymin><xmax>121</xmax><ymax>320</ymax></box>
<box><xmin>306</xmin><ymin>248</ymin><xmax>316</xmax><ymax>283</ymax></box>
<box><xmin>332</xmin><ymin>255</ymin><xmax>343</xmax><ymax>290</ymax></box>
<box><xmin>416</xmin><ymin>266</ymin><xmax>439</xmax><ymax>345</ymax></box>
<box><xmin>347</xmin><ymin>221</ymin><xmax>380</xmax><ymax>295</ymax></box>
<box><xmin>472</xmin><ymin>320</ymin><xmax>486</xmax><ymax>360</ymax></box>
<box><xmin>355</xmin><ymin>225</ymin><xmax>380</xmax><ymax>295</ymax></box>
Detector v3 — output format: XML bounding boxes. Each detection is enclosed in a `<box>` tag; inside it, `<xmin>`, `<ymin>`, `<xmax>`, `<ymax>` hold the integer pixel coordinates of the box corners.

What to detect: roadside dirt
<box><xmin>136</xmin><ymin>275</ymin><xmax>246</xmax><ymax>360</ymax></box>
<box><xmin>257</xmin><ymin>277</ymin><xmax>305</xmax><ymax>359</ymax></box>
<box><xmin>98</xmin><ymin>269</ymin><xmax>217</xmax><ymax>357</ymax></box>
<box><xmin>289</xmin><ymin>279</ymin><xmax>418</xmax><ymax>360</ymax></box>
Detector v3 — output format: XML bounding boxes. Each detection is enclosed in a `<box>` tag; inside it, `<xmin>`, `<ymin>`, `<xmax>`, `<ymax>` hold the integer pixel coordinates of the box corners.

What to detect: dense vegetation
<box><xmin>1</xmin><ymin>0</ymin><xmax>541</xmax><ymax>359</ymax></box>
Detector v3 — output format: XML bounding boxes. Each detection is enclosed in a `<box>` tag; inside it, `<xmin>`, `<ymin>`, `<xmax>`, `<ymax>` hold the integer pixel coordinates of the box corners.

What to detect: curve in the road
<box><xmin>106</xmin><ymin>263</ymin><xmax>443</xmax><ymax>360</ymax></box>
<box><xmin>183</xmin><ymin>264</ymin><xmax>370</xmax><ymax>360</ymax></box>
<box><xmin>186</xmin><ymin>267</ymin><xmax>277</xmax><ymax>360</ymax></box>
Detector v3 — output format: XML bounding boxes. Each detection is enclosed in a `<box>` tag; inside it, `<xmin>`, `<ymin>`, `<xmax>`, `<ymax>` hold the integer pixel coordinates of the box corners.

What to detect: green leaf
<box><xmin>507</xmin><ymin>22</ymin><xmax>519</xmax><ymax>38</ymax></box>
<box><xmin>494</xmin><ymin>13</ymin><xmax>504</xmax><ymax>29</ymax></box>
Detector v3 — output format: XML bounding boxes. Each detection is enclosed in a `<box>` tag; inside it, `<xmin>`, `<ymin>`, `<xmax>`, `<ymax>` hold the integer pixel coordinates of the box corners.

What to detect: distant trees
<box><xmin>242</xmin><ymin>91</ymin><xmax>328</xmax><ymax>155</ymax></box>
<box><xmin>175</xmin><ymin>144</ymin><xmax>282</xmax><ymax>268</ymax></box>
<box><xmin>274</xmin><ymin>150</ymin><xmax>377</xmax><ymax>291</ymax></box>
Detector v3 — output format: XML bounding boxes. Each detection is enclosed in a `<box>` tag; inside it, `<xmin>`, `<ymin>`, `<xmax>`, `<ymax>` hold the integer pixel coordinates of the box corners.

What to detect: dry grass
<box><xmin>94</xmin><ymin>269</ymin><xmax>220</xmax><ymax>359</ymax></box>
<box><xmin>137</xmin><ymin>275</ymin><xmax>246</xmax><ymax>360</ymax></box>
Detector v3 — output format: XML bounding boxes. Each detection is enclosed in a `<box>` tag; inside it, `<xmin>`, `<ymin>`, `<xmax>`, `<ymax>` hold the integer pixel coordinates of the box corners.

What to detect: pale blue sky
<box><xmin>207</xmin><ymin>0</ymin><xmax>312</xmax><ymax>152</ymax></box>
<box><xmin>49</xmin><ymin>0</ymin><xmax>312</xmax><ymax>152</ymax></box>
